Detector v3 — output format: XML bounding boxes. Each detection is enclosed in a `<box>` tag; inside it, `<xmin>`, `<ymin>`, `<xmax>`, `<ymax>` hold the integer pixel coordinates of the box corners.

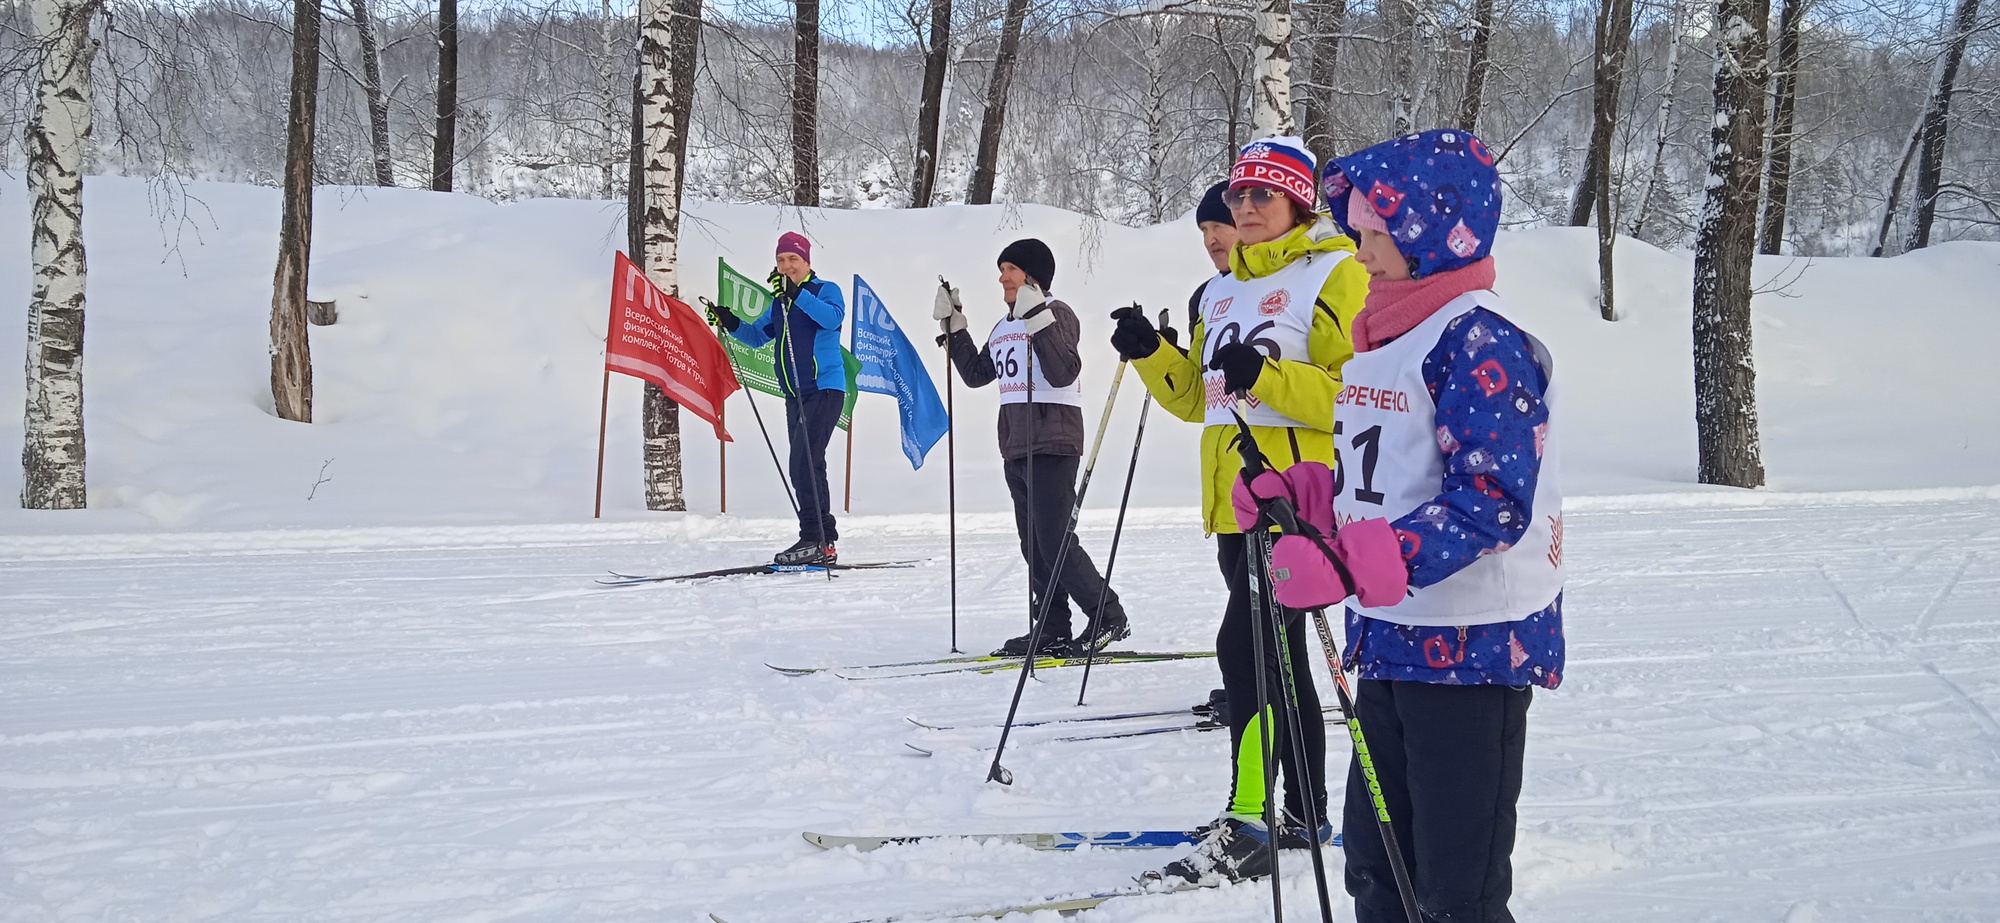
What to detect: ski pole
<box><xmin>1307</xmin><ymin>607</ymin><xmax>1422</xmax><ymax>923</ymax></box>
<box><xmin>1078</xmin><ymin>306</ymin><xmax>1163</xmax><ymax>705</ymax></box>
<box><xmin>987</xmin><ymin>358</ymin><xmax>1128</xmax><ymax>786</ymax></box>
<box><xmin>703</xmin><ymin>295</ymin><xmax>798</xmax><ymax>520</ymax></box>
<box><xmin>1227</xmin><ymin>402</ymin><xmax>1288</xmax><ymax>923</ymax></box>
<box><xmin>1251</xmin><ymin>528</ymin><xmax>1337</xmax><ymax>923</ymax></box>
<box><xmin>939</xmin><ymin>277</ymin><xmax>961</xmax><ymax>653</ymax></box>
<box><xmin>1231</xmin><ymin>399</ymin><xmax>1421</xmax><ymax>923</ymax></box>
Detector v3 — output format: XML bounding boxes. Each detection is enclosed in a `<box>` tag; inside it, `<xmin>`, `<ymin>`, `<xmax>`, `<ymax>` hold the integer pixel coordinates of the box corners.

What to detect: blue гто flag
<box><xmin>849</xmin><ymin>275</ymin><xmax>949</xmax><ymax>469</ymax></box>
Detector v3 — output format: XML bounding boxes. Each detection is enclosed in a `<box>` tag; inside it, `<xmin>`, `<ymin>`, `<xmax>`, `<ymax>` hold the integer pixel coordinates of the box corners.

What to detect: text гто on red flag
<box><xmin>604</xmin><ymin>251</ymin><xmax>739</xmax><ymax>441</ymax></box>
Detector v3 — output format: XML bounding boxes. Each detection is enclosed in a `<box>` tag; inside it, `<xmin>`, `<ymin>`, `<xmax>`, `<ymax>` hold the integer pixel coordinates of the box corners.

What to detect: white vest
<box><xmin>1197</xmin><ymin>251</ymin><xmax>1348</xmax><ymax>427</ymax></box>
<box><xmin>1332</xmin><ymin>291</ymin><xmax>1564</xmax><ymax>627</ymax></box>
<box><xmin>989</xmin><ymin>310</ymin><xmax>1084</xmax><ymax>407</ymax></box>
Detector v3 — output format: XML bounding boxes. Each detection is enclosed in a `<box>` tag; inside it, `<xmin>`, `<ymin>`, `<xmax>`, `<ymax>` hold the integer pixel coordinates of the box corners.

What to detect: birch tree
<box><xmin>1250</xmin><ymin>0</ymin><xmax>1295</xmax><ymax>137</ymax></box>
<box><xmin>970</xmin><ymin>0</ymin><xmax>1031</xmax><ymax>204</ymax></box>
<box><xmin>1630</xmin><ymin>0</ymin><xmax>1688</xmax><ymax>241</ymax></box>
<box><xmin>270</xmin><ymin>0</ymin><xmax>321</xmax><ymax>424</ymax></box>
<box><xmin>636</xmin><ymin>0</ymin><xmax>699</xmax><ymax>510</ymax></box>
<box><xmin>20</xmin><ymin>0</ymin><xmax>99</xmax><ymax>510</ymax></box>
<box><xmin>1690</xmin><ymin>0</ymin><xmax>1769</xmax><ymax>488</ymax></box>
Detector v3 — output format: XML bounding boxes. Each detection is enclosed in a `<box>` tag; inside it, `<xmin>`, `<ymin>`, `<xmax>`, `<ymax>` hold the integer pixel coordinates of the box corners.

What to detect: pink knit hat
<box><xmin>1346</xmin><ymin>192</ymin><xmax>1389</xmax><ymax>235</ymax></box>
<box><xmin>776</xmin><ymin>231</ymin><xmax>811</xmax><ymax>263</ymax></box>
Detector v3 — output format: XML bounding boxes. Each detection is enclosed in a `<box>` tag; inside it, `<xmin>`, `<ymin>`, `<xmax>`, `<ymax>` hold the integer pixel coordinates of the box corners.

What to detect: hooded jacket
<box><xmin>728</xmin><ymin>274</ymin><xmax>847</xmax><ymax>396</ymax></box>
<box><xmin>1130</xmin><ymin>221</ymin><xmax>1368</xmax><ymax>533</ymax></box>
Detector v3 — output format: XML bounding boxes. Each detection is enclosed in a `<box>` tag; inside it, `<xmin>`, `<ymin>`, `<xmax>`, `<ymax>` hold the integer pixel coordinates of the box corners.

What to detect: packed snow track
<box><xmin>4</xmin><ymin>494</ymin><xmax>1998</xmax><ymax>921</ymax></box>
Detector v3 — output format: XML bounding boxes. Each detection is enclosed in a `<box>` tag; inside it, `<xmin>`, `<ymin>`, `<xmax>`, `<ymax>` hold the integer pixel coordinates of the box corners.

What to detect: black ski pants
<box><xmin>1216</xmin><ymin>531</ymin><xmax>1327</xmax><ymax>825</ymax></box>
<box><xmin>784</xmin><ymin>388</ymin><xmax>842</xmax><ymax>544</ymax></box>
<box><xmin>1002</xmin><ymin>453</ymin><xmax>1123</xmax><ymax>639</ymax></box>
<box><xmin>1345</xmin><ymin>678</ymin><xmax>1532</xmax><ymax>923</ymax></box>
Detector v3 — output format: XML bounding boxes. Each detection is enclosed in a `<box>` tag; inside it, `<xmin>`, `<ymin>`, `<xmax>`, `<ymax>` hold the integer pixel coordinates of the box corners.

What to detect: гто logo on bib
<box><xmin>1258</xmin><ymin>290</ymin><xmax>1289</xmax><ymax>316</ymax></box>
<box><xmin>1207</xmin><ymin>297</ymin><xmax>1234</xmax><ymax>325</ymax></box>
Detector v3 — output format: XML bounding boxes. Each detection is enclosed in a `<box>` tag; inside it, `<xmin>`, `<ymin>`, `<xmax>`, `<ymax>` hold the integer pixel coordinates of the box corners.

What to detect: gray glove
<box><xmin>933</xmin><ymin>279</ymin><xmax>966</xmax><ymax>336</ymax></box>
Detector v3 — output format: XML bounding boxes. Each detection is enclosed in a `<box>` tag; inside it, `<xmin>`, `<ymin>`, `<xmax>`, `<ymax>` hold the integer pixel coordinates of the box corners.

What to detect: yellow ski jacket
<box><xmin>1131</xmin><ymin>222</ymin><xmax>1368</xmax><ymax>534</ymax></box>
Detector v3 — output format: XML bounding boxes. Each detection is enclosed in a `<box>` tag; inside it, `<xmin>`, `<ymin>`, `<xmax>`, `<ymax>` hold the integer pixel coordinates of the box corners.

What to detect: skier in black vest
<box><xmin>933</xmin><ymin>239</ymin><xmax>1131</xmax><ymax>656</ymax></box>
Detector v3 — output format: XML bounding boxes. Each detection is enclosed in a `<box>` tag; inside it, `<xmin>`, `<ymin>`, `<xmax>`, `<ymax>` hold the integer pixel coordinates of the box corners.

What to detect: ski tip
<box><xmin>707</xmin><ymin>915</ymin><xmax>732</xmax><ymax>923</ymax></box>
<box><xmin>765</xmin><ymin>663</ymin><xmax>819</xmax><ymax>676</ymax></box>
<box><xmin>904</xmin><ymin>715</ymin><xmax>941</xmax><ymax>730</ymax></box>
<box><xmin>904</xmin><ymin>743</ymin><xmax>934</xmax><ymax>757</ymax></box>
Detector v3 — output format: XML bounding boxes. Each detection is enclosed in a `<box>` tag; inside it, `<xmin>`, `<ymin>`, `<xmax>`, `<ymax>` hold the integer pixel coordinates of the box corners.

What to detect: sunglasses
<box><xmin>1222</xmin><ymin>186</ymin><xmax>1289</xmax><ymax>209</ymax></box>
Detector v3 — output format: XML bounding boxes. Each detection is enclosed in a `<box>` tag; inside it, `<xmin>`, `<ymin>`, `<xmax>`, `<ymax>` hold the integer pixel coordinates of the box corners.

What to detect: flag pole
<box><xmin>719</xmin><ymin>400</ymin><xmax>728</xmax><ymax>513</ymax></box>
<box><xmin>593</xmin><ymin>366</ymin><xmax>610</xmax><ymax>519</ymax></box>
<box><xmin>845</xmin><ymin>313</ymin><xmax>857</xmax><ymax>513</ymax></box>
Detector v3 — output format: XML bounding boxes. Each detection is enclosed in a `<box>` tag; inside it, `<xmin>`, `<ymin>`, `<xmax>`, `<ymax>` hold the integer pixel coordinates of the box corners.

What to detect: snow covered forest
<box><xmin>0</xmin><ymin>0</ymin><xmax>1994</xmax><ymax>255</ymax></box>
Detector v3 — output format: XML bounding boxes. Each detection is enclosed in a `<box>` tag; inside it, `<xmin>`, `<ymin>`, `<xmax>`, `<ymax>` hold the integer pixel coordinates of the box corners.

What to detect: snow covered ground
<box><xmin>3</xmin><ymin>179</ymin><xmax>2000</xmax><ymax>919</ymax></box>
<box><xmin>6</xmin><ymin>492</ymin><xmax>1999</xmax><ymax>921</ymax></box>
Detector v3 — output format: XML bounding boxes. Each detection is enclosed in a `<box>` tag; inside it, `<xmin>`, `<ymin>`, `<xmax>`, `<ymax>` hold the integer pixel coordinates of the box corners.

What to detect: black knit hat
<box><xmin>996</xmin><ymin>238</ymin><xmax>1056</xmax><ymax>292</ymax></box>
<box><xmin>1195</xmin><ymin>181</ymin><xmax>1233</xmax><ymax>227</ymax></box>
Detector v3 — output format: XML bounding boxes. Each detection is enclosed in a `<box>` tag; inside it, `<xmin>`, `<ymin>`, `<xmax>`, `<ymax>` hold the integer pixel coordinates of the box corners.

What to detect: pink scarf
<box><xmin>1352</xmin><ymin>257</ymin><xmax>1497</xmax><ymax>352</ymax></box>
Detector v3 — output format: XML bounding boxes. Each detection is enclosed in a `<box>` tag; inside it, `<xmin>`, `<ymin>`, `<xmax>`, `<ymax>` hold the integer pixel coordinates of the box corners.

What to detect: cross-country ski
<box><xmin>596</xmin><ymin>560</ymin><xmax>920</xmax><ymax>586</ymax></box>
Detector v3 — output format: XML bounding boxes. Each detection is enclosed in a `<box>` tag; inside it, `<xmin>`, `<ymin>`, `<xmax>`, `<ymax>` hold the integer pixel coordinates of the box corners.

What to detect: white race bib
<box><xmin>1331</xmin><ymin>291</ymin><xmax>1564</xmax><ymax>627</ymax></box>
<box><xmin>1198</xmin><ymin>252</ymin><xmax>1346</xmax><ymax>428</ymax></box>
<box><xmin>990</xmin><ymin>312</ymin><xmax>1084</xmax><ymax>406</ymax></box>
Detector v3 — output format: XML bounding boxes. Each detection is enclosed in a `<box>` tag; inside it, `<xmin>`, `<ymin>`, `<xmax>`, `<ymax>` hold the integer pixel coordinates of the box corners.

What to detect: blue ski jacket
<box><xmin>729</xmin><ymin>274</ymin><xmax>847</xmax><ymax>396</ymax></box>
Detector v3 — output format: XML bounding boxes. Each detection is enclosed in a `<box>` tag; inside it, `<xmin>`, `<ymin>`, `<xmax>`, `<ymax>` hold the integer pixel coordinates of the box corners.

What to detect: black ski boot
<box><xmin>774</xmin><ymin>539</ymin><xmax>836</xmax><ymax>566</ymax></box>
<box><xmin>992</xmin><ymin>631</ymin><xmax>1073</xmax><ymax>657</ymax></box>
<box><xmin>1143</xmin><ymin>814</ymin><xmax>1274</xmax><ymax>885</ymax></box>
<box><xmin>1077</xmin><ymin>611</ymin><xmax>1132</xmax><ymax>652</ymax></box>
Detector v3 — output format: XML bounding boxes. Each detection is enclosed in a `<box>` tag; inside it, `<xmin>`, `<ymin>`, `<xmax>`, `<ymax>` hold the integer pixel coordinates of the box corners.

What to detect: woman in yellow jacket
<box><xmin>1110</xmin><ymin>136</ymin><xmax>1367</xmax><ymax>884</ymax></box>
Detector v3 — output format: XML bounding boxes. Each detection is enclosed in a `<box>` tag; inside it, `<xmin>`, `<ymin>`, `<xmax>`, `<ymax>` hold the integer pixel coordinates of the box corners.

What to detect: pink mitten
<box><xmin>1230</xmin><ymin>462</ymin><xmax>1336</xmax><ymax>534</ymax></box>
<box><xmin>1268</xmin><ymin>534</ymin><xmax>1350</xmax><ymax>609</ymax></box>
<box><xmin>1267</xmin><ymin>517</ymin><xmax>1410</xmax><ymax>610</ymax></box>
<box><xmin>1331</xmin><ymin>518</ymin><xmax>1409</xmax><ymax>608</ymax></box>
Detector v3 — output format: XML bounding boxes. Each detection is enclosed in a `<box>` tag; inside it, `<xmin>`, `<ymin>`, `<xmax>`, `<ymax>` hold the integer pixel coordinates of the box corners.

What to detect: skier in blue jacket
<box><xmin>710</xmin><ymin>232</ymin><xmax>848</xmax><ymax>565</ymax></box>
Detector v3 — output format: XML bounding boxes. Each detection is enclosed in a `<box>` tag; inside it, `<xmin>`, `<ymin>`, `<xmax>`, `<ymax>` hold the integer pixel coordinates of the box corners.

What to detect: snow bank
<box><xmin>1</xmin><ymin>177</ymin><xmax>1995</xmax><ymax>534</ymax></box>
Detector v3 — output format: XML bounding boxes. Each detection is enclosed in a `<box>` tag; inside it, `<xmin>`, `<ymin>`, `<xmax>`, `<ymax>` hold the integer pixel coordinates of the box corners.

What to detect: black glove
<box><xmin>767</xmin><ymin>268</ymin><xmax>784</xmax><ymax>291</ymax></box>
<box><xmin>1109</xmin><ymin>305</ymin><xmax>1160</xmax><ymax>360</ymax></box>
<box><xmin>783</xmin><ymin>275</ymin><xmax>802</xmax><ymax>300</ymax></box>
<box><xmin>1208</xmin><ymin>342</ymin><xmax>1266</xmax><ymax>394</ymax></box>
<box><xmin>707</xmin><ymin>303</ymin><xmax>741</xmax><ymax>332</ymax></box>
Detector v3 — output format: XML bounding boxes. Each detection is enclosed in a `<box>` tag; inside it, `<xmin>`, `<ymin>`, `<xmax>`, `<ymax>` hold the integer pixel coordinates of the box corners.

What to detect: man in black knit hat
<box><xmin>933</xmin><ymin>238</ymin><xmax>1130</xmax><ymax>656</ymax></box>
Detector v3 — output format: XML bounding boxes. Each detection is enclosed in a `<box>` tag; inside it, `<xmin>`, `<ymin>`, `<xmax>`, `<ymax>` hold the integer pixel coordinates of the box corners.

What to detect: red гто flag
<box><xmin>604</xmin><ymin>251</ymin><xmax>739</xmax><ymax>441</ymax></box>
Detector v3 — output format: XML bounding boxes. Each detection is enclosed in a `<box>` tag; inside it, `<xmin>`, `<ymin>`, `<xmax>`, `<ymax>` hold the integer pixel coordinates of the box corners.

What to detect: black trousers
<box><xmin>784</xmin><ymin>389</ymin><xmax>842</xmax><ymax>544</ymax></box>
<box><xmin>1216</xmin><ymin>532</ymin><xmax>1326</xmax><ymax>825</ymax></box>
<box><xmin>1345</xmin><ymin>679</ymin><xmax>1532</xmax><ymax>923</ymax></box>
<box><xmin>1002</xmin><ymin>454</ymin><xmax>1123</xmax><ymax>639</ymax></box>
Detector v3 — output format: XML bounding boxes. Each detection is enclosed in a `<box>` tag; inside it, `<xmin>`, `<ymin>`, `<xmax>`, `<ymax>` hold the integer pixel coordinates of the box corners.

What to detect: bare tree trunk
<box><xmin>20</xmin><ymin>0</ymin><xmax>98</xmax><ymax>510</ymax></box>
<box><xmin>430</xmin><ymin>0</ymin><xmax>457</xmax><ymax>192</ymax></box>
<box><xmin>969</xmin><ymin>0</ymin><xmax>1029</xmax><ymax>204</ymax></box>
<box><xmin>1386</xmin><ymin>0</ymin><xmax>1415</xmax><ymax>134</ymax></box>
<box><xmin>672</xmin><ymin>0</ymin><xmax>701</xmax><ymax>167</ymax></box>
<box><xmin>1300</xmin><ymin>0</ymin><xmax>1347</xmax><ymax>162</ymax></box>
<box><xmin>1757</xmin><ymin>0</ymin><xmax>1808</xmax><ymax>254</ymax></box>
<box><xmin>1457</xmin><ymin>0</ymin><xmax>1494</xmax><ymax>132</ymax></box>
<box><xmin>628</xmin><ymin>62</ymin><xmax>644</xmax><ymax>259</ymax></box>
<box><xmin>1905</xmin><ymin>0</ymin><xmax>1983</xmax><ymax>252</ymax></box>
<box><xmin>1250</xmin><ymin>0</ymin><xmax>1296</xmax><ymax>136</ymax></box>
<box><xmin>910</xmin><ymin>0</ymin><xmax>952</xmax><ymax>207</ymax></box>
<box><xmin>352</xmin><ymin>0</ymin><xmax>393</xmax><ymax>186</ymax></box>
<box><xmin>1870</xmin><ymin>117</ymin><xmax>1924</xmax><ymax>257</ymax></box>
<box><xmin>1631</xmin><ymin>0</ymin><xmax>1686</xmax><ymax>239</ymax></box>
<box><xmin>638</xmin><ymin>0</ymin><xmax>695</xmax><ymax>510</ymax></box>
<box><xmin>270</xmin><ymin>0</ymin><xmax>320</xmax><ymax>424</ymax></box>
<box><xmin>790</xmin><ymin>0</ymin><xmax>820</xmax><ymax>206</ymax></box>
<box><xmin>1572</xmin><ymin>0</ymin><xmax>1635</xmax><ymax>227</ymax></box>
<box><xmin>1690</xmin><ymin>0</ymin><xmax>1769</xmax><ymax>489</ymax></box>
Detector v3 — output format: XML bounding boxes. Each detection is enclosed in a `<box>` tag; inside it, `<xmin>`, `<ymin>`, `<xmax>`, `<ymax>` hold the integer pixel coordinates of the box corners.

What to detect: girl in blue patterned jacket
<box><xmin>1240</xmin><ymin>129</ymin><xmax>1564</xmax><ymax>923</ymax></box>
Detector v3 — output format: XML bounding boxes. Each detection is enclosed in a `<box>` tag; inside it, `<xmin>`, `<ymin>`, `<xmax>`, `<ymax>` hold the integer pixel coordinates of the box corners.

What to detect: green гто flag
<box><xmin>715</xmin><ymin>257</ymin><xmax>859</xmax><ymax>430</ymax></box>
